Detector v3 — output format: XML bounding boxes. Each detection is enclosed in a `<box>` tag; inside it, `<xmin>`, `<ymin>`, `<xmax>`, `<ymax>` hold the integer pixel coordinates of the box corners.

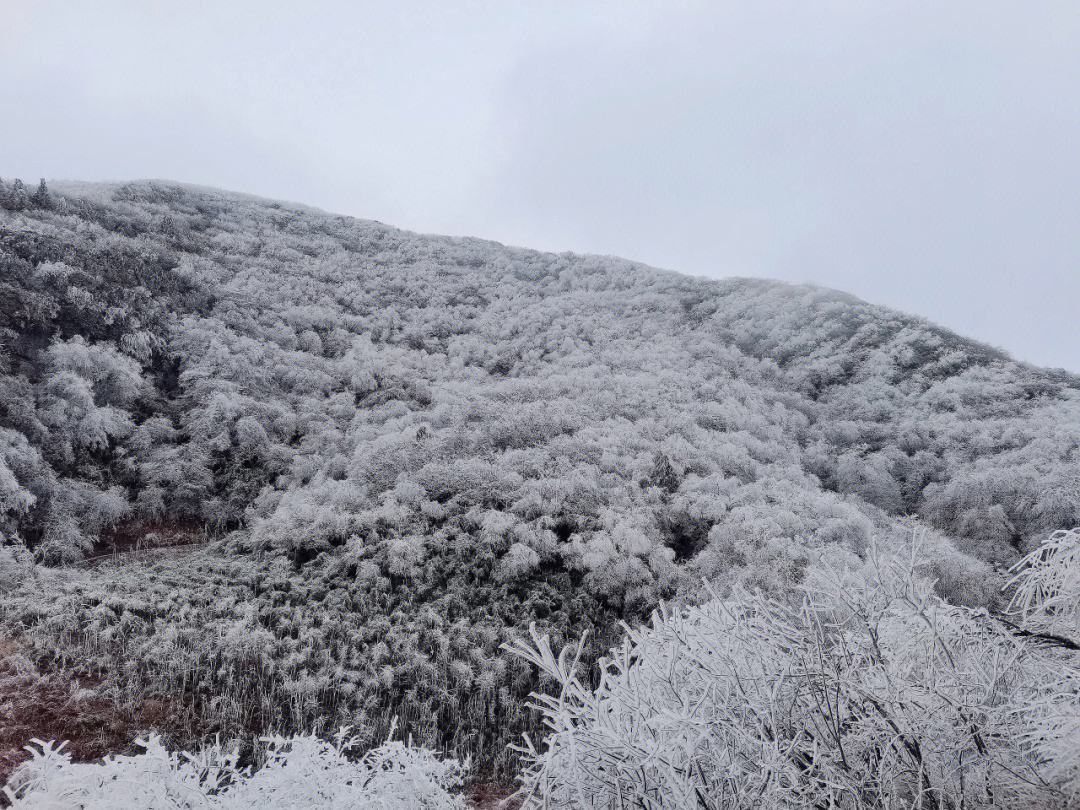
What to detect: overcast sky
<box><xmin>3</xmin><ymin>1</ymin><xmax>1078</xmax><ymax>370</ymax></box>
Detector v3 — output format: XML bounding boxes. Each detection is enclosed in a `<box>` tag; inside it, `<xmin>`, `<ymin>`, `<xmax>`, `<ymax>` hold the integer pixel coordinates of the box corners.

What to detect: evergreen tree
<box><xmin>10</xmin><ymin>178</ymin><xmax>28</xmax><ymax>210</ymax></box>
<box><xmin>31</xmin><ymin>178</ymin><xmax>52</xmax><ymax>209</ymax></box>
<box><xmin>648</xmin><ymin>451</ymin><xmax>680</xmax><ymax>494</ymax></box>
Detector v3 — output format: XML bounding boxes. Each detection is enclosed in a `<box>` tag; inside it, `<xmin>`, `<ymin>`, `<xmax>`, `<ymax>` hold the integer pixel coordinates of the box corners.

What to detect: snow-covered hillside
<box><xmin>1</xmin><ymin>179</ymin><xmax>1079</xmax><ymax>802</ymax></box>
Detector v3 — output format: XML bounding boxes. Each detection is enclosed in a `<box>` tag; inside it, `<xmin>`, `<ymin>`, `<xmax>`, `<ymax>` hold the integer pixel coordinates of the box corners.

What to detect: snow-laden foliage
<box><xmin>1008</xmin><ymin>527</ymin><xmax>1080</xmax><ymax>645</ymax></box>
<box><xmin>3</xmin><ymin>729</ymin><xmax>466</xmax><ymax>809</ymax></box>
<box><xmin>2</xmin><ymin>178</ymin><xmax>1079</xmax><ymax>776</ymax></box>
<box><xmin>3</xmin><ymin>179</ymin><xmax>1077</xmax><ymax>574</ymax></box>
<box><xmin>509</xmin><ymin>532</ymin><xmax>1080</xmax><ymax>809</ymax></box>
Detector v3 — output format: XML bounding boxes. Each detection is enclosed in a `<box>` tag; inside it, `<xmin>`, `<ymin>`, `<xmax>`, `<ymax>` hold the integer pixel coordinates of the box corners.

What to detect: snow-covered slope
<box><xmin>1</xmin><ymin>178</ymin><xmax>1078</xmax><ymax>779</ymax></box>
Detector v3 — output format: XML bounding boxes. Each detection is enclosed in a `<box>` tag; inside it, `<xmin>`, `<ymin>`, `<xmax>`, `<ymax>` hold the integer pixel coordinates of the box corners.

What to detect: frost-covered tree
<box><xmin>9</xmin><ymin>178</ymin><xmax>28</xmax><ymax>210</ymax></box>
<box><xmin>30</xmin><ymin>178</ymin><xmax>51</xmax><ymax>209</ymax></box>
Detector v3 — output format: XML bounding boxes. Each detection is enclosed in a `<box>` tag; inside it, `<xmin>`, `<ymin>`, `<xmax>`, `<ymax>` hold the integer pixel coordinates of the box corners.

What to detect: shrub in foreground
<box><xmin>508</xmin><ymin>530</ymin><xmax>1080</xmax><ymax>809</ymax></box>
<box><xmin>2</xmin><ymin>727</ymin><xmax>467</xmax><ymax>809</ymax></box>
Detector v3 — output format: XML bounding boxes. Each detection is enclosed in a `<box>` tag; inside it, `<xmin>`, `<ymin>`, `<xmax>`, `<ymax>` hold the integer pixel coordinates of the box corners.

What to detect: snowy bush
<box><xmin>1008</xmin><ymin>527</ymin><xmax>1080</xmax><ymax>645</ymax></box>
<box><xmin>2</xmin><ymin>728</ymin><xmax>467</xmax><ymax>809</ymax></box>
<box><xmin>508</xmin><ymin>532</ymin><xmax>1080</xmax><ymax>808</ymax></box>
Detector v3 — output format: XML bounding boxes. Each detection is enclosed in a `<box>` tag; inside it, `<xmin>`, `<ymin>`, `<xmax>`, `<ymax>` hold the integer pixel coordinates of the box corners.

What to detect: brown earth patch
<box><xmin>467</xmin><ymin>781</ymin><xmax>521</xmax><ymax>809</ymax></box>
<box><xmin>0</xmin><ymin>637</ymin><xmax>180</xmax><ymax>798</ymax></box>
<box><xmin>84</xmin><ymin>519</ymin><xmax>208</xmax><ymax>566</ymax></box>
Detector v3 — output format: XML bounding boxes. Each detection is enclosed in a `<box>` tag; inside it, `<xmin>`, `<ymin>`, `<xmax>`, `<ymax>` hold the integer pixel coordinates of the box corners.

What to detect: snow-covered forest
<box><xmin>1</xmin><ymin>179</ymin><xmax>1079</xmax><ymax>807</ymax></box>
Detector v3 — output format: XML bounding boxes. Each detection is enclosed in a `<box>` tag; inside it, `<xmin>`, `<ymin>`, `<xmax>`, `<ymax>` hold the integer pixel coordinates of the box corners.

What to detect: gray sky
<box><xmin>4</xmin><ymin>1</ymin><xmax>1078</xmax><ymax>371</ymax></box>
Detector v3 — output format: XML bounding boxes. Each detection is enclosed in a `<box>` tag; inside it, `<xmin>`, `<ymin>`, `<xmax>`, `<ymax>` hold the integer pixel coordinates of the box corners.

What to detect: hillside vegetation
<box><xmin>1</xmin><ymin>179</ymin><xmax>1079</xmax><ymax>795</ymax></box>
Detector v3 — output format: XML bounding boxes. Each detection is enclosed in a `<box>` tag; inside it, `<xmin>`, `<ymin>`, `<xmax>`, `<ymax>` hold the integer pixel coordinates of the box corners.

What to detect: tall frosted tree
<box><xmin>31</xmin><ymin>178</ymin><xmax>51</xmax><ymax>209</ymax></box>
<box><xmin>9</xmin><ymin>178</ymin><xmax>27</xmax><ymax>210</ymax></box>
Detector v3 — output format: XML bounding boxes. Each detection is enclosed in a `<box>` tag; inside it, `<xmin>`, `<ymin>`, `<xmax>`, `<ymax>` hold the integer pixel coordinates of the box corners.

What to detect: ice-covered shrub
<box><xmin>1008</xmin><ymin>527</ymin><xmax>1080</xmax><ymax>645</ymax></box>
<box><xmin>2</xmin><ymin>728</ymin><xmax>467</xmax><ymax>809</ymax></box>
<box><xmin>508</xmin><ymin>533</ymin><xmax>1080</xmax><ymax>809</ymax></box>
